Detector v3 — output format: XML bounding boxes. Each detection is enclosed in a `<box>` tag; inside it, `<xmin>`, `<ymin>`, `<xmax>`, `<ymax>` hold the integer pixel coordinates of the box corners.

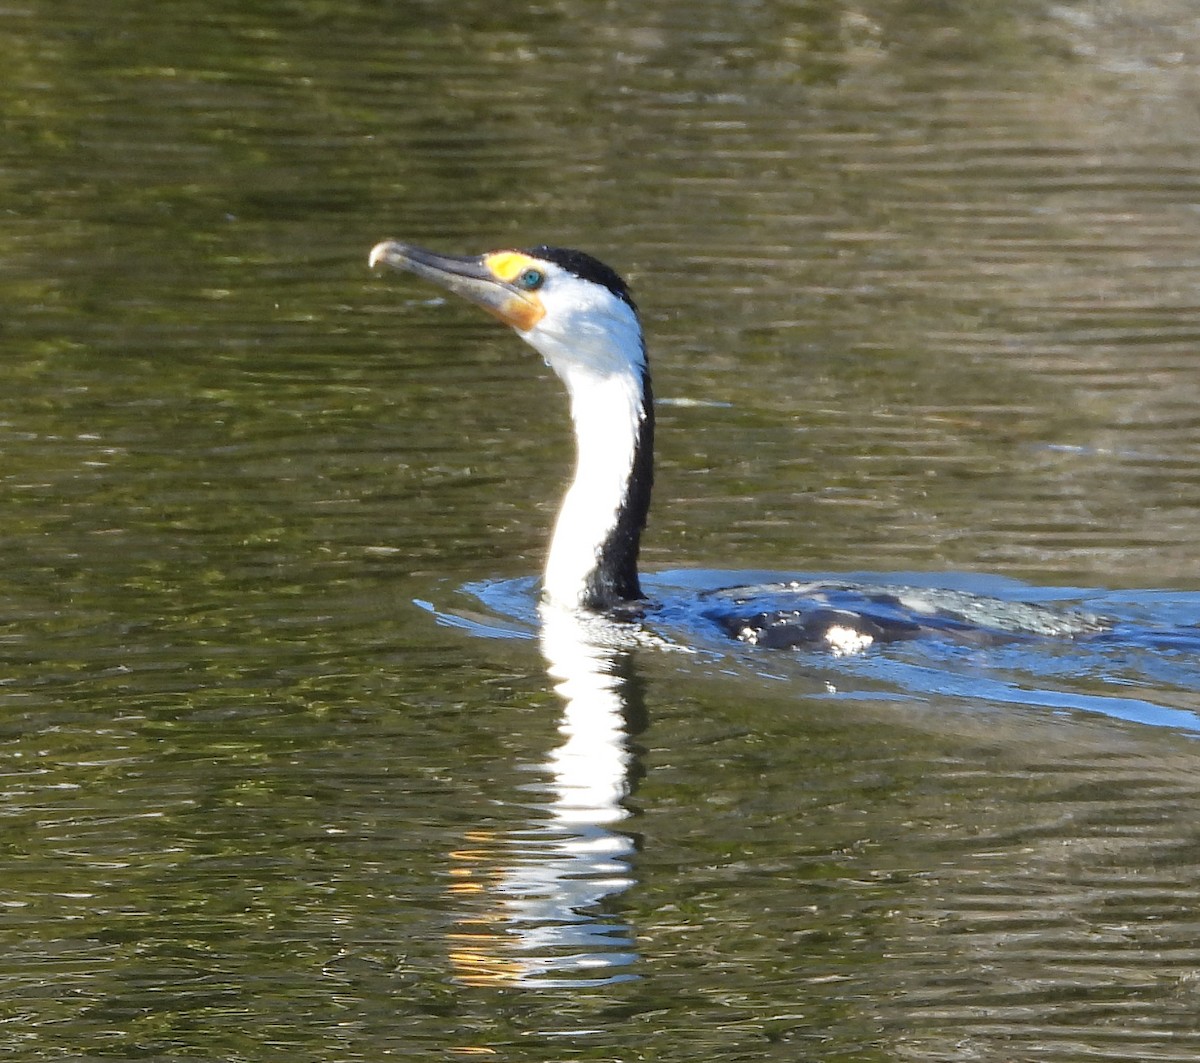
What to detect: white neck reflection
<box><xmin>447</xmin><ymin>603</ymin><xmax>641</xmax><ymax>988</ymax></box>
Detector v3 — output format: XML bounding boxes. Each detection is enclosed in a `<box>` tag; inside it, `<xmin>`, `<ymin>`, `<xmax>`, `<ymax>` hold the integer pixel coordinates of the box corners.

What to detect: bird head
<box><xmin>369</xmin><ymin>241</ymin><xmax>646</xmax><ymax>383</ymax></box>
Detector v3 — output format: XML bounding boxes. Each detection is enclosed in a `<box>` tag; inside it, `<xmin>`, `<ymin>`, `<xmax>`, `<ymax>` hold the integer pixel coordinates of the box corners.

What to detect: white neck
<box><xmin>544</xmin><ymin>364</ymin><xmax>648</xmax><ymax>609</ymax></box>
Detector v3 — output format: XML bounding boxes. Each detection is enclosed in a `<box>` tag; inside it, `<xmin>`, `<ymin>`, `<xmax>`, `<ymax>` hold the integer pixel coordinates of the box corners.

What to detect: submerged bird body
<box><xmin>369</xmin><ymin>240</ymin><xmax>1107</xmax><ymax>650</ymax></box>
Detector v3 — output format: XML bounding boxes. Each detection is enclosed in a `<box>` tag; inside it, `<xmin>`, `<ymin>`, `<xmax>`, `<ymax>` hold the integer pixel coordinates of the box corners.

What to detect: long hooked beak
<box><xmin>369</xmin><ymin>240</ymin><xmax>545</xmax><ymax>332</ymax></box>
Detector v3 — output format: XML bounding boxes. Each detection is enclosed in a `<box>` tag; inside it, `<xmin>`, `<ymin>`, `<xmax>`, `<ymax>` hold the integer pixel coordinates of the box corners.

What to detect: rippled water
<box><xmin>5</xmin><ymin>1</ymin><xmax>1200</xmax><ymax>1060</ymax></box>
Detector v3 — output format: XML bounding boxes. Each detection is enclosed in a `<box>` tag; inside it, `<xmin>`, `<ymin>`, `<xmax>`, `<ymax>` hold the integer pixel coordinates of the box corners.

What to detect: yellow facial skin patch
<box><xmin>482</xmin><ymin>251</ymin><xmax>546</xmax><ymax>332</ymax></box>
<box><xmin>483</xmin><ymin>251</ymin><xmax>536</xmax><ymax>282</ymax></box>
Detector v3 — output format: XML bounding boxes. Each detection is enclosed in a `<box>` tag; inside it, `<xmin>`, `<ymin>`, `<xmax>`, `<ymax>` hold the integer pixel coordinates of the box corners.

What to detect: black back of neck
<box><xmin>581</xmin><ymin>367</ymin><xmax>654</xmax><ymax>610</ymax></box>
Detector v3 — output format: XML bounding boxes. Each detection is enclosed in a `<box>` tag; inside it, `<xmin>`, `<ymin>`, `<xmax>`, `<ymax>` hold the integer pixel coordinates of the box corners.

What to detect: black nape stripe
<box><xmin>585</xmin><ymin>367</ymin><xmax>654</xmax><ymax>610</ymax></box>
<box><xmin>522</xmin><ymin>246</ymin><xmax>638</xmax><ymax>313</ymax></box>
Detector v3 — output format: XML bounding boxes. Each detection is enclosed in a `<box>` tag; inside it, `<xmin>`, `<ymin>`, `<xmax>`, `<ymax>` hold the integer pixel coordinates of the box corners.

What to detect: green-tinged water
<box><xmin>5</xmin><ymin>1</ymin><xmax>1200</xmax><ymax>1060</ymax></box>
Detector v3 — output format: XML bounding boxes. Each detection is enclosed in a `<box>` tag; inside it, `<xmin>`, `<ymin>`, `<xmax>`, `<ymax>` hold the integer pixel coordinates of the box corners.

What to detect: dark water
<box><xmin>5</xmin><ymin>1</ymin><xmax>1200</xmax><ymax>1060</ymax></box>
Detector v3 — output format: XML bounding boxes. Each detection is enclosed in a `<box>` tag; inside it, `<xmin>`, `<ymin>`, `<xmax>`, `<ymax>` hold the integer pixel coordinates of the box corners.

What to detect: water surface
<box><xmin>4</xmin><ymin>1</ymin><xmax>1200</xmax><ymax>1060</ymax></box>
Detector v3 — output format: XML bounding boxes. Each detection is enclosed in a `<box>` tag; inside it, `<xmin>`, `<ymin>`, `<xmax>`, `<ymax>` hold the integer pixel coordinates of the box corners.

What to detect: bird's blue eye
<box><xmin>518</xmin><ymin>268</ymin><xmax>544</xmax><ymax>290</ymax></box>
